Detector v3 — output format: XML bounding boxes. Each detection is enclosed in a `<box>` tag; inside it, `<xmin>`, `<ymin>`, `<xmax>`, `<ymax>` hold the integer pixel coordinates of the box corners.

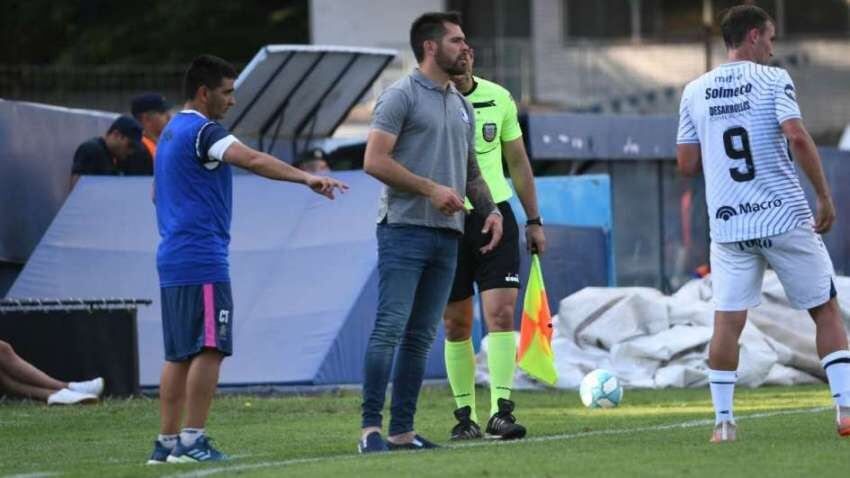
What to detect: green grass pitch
<box><xmin>0</xmin><ymin>385</ymin><xmax>846</xmax><ymax>477</ymax></box>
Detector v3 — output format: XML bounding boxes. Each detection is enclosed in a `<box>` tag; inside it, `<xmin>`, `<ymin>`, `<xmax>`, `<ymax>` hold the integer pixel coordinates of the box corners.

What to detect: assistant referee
<box><xmin>444</xmin><ymin>48</ymin><xmax>546</xmax><ymax>441</ymax></box>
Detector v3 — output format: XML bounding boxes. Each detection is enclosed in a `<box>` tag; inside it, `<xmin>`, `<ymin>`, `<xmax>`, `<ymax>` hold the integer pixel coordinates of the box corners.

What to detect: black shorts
<box><xmin>449</xmin><ymin>201</ymin><xmax>520</xmax><ymax>302</ymax></box>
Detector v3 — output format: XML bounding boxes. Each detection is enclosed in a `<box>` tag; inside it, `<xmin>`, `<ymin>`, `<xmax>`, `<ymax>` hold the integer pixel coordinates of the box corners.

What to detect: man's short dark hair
<box><xmin>409</xmin><ymin>11</ymin><xmax>462</xmax><ymax>63</ymax></box>
<box><xmin>183</xmin><ymin>54</ymin><xmax>238</xmax><ymax>101</ymax></box>
<box><xmin>720</xmin><ymin>5</ymin><xmax>773</xmax><ymax>49</ymax></box>
<box><xmin>107</xmin><ymin>115</ymin><xmax>143</xmax><ymax>143</ymax></box>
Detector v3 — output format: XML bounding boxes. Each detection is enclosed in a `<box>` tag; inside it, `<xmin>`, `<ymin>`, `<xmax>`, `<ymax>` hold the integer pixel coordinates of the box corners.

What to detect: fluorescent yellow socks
<box><xmin>445</xmin><ymin>338</ymin><xmax>478</xmax><ymax>423</ymax></box>
<box><xmin>487</xmin><ymin>331</ymin><xmax>516</xmax><ymax>415</ymax></box>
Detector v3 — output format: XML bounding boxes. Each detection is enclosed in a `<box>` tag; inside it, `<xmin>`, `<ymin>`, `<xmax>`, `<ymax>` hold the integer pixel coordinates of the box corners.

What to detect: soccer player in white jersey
<box><xmin>677</xmin><ymin>5</ymin><xmax>850</xmax><ymax>443</ymax></box>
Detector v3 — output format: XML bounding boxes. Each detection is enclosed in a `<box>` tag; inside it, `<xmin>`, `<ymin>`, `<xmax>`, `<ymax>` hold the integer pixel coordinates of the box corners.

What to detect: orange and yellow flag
<box><xmin>517</xmin><ymin>254</ymin><xmax>557</xmax><ymax>385</ymax></box>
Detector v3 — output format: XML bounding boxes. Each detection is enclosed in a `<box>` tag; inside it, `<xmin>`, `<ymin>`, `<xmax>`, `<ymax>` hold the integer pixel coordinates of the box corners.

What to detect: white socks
<box><xmin>821</xmin><ymin>350</ymin><xmax>850</xmax><ymax>407</ymax></box>
<box><xmin>179</xmin><ymin>428</ymin><xmax>205</xmax><ymax>447</ymax></box>
<box><xmin>158</xmin><ymin>434</ymin><xmax>178</xmax><ymax>449</ymax></box>
<box><xmin>709</xmin><ymin>369</ymin><xmax>737</xmax><ymax>424</ymax></box>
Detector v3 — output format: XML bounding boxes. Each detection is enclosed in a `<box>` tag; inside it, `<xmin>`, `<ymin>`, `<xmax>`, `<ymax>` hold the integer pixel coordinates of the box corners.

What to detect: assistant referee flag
<box><xmin>517</xmin><ymin>254</ymin><xmax>557</xmax><ymax>385</ymax></box>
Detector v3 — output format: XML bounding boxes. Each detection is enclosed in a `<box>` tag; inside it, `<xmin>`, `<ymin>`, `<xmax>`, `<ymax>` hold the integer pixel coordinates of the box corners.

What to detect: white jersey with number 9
<box><xmin>677</xmin><ymin>60</ymin><xmax>812</xmax><ymax>243</ymax></box>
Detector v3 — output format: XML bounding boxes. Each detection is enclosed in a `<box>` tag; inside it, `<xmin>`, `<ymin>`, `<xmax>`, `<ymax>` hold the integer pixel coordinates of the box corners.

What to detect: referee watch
<box><xmin>525</xmin><ymin>217</ymin><xmax>543</xmax><ymax>227</ymax></box>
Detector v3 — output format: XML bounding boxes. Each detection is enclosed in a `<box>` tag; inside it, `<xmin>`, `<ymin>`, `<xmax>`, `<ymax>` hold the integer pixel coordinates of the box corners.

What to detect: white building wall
<box><xmin>310</xmin><ymin>0</ymin><xmax>444</xmax><ymax>51</ymax></box>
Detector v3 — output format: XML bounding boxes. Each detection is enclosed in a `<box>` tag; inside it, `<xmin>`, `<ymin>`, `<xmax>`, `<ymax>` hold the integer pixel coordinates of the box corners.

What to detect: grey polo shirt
<box><xmin>371</xmin><ymin>69</ymin><xmax>475</xmax><ymax>233</ymax></box>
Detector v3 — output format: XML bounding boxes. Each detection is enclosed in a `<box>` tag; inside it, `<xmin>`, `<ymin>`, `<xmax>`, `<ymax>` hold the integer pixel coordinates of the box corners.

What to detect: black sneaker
<box><xmin>358</xmin><ymin>431</ymin><xmax>389</xmax><ymax>454</ymax></box>
<box><xmin>450</xmin><ymin>405</ymin><xmax>483</xmax><ymax>441</ymax></box>
<box><xmin>485</xmin><ymin>398</ymin><xmax>527</xmax><ymax>440</ymax></box>
<box><xmin>386</xmin><ymin>434</ymin><xmax>440</xmax><ymax>451</ymax></box>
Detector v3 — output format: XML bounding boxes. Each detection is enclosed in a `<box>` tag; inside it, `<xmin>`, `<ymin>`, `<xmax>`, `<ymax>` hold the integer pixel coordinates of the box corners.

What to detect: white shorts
<box><xmin>711</xmin><ymin>224</ymin><xmax>836</xmax><ymax>311</ymax></box>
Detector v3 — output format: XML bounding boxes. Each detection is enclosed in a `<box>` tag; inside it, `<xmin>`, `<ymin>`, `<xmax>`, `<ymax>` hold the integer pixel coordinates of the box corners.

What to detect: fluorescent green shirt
<box><xmin>463</xmin><ymin>76</ymin><xmax>522</xmax><ymax>209</ymax></box>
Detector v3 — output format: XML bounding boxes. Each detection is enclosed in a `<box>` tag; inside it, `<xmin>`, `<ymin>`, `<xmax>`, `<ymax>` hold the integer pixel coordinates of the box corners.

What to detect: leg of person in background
<box><xmin>707</xmin><ymin>310</ymin><xmax>747</xmax><ymax>443</ymax></box>
<box><xmin>444</xmin><ymin>297</ymin><xmax>481</xmax><ymax>440</ymax></box>
<box><xmin>0</xmin><ymin>367</ymin><xmax>56</xmax><ymax>401</ymax></box>
<box><xmin>809</xmin><ymin>298</ymin><xmax>850</xmax><ymax>436</ymax></box>
<box><xmin>0</xmin><ymin>340</ymin><xmax>100</xmax><ymax>404</ymax></box>
<box><xmin>444</xmin><ymin>288</ymin><xmax>526</xmax><ymax>441</ymax></box>
<box><xmin>147</xmin><ymin>360</ymin><xmax>189</xmax><ymax>464</ymax></box>
<box><xmin>479</xmin><ymin>288</ymin><xmax>525</xmax><ymax>440</ymax></box>
<box><xmin>179</xmin><ymin>350</ymin><xmax>225</xmax><ymax>447</ymax></box>
<box><xmin>166</xmin><ymin>349</ymin><xmax>229</xmax><ymax>463</ymax></box>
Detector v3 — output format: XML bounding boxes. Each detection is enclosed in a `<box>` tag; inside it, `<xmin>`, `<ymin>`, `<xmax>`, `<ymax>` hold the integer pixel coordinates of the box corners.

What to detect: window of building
<box><xmin>785</xmin><ymin>0</ymin><xmax>849</xmax><ymax>36</ymax></box>
<box><xmin>562</xmin><ymin>0</ymin><xmax>631</xmax><ymax>40</ymax></box>
<box><xmin>562</xmin><ymin>0</ymin><xmax>847</xmax><ymax>43</ymax></box>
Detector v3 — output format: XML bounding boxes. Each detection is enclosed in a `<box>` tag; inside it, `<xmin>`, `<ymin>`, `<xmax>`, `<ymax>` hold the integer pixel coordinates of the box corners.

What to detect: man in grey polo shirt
<box><xmin>359</xmin><ymin>11</ymin><xmax>503</xmax><ymax>453</ymax></box>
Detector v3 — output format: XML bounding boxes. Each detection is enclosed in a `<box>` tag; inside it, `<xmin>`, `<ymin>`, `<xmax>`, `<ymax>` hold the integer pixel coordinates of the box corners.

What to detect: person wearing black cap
<box><xmin>131</xmin><ymin>93</ymin><xmax>172</xmax><ymax>160</ymax></box>
<box><xmin>70</xmin><ymin>115</ymin><xmax>149</xmax><ymax>189</ymax></box>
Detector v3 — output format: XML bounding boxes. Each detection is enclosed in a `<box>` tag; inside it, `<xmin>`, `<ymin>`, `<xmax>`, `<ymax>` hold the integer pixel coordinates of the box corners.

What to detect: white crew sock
<box><xmin>821</xmin><ymin>350</ymin><xmax>850</xmax><ymax>407</ymax></box>
<box><xmin>179</xmin><ymin>428</ymin><xmax>205</xmax><ymax>447</ymax></box>
<box><xmin>158</xmin><ymin>434</ymin><xmax>178</xmax><ymax>449</ymax></box>
<box><xmin>708</xmin><ymin>369</ymin><xmax>737</xmax><ymax>424</ymax></box>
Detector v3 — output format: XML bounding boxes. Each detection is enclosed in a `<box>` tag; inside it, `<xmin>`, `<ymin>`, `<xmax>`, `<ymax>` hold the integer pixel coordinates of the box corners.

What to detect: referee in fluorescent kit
<box><xmin>444</xmin><ymin>47</ymin><xmax>545</xmax><ymax>441</ymax></box>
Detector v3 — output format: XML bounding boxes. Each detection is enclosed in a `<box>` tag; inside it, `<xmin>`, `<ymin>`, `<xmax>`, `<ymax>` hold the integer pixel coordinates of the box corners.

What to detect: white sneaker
<box><xmin>710</xmin><ymin>421</ymin><xmax>737</xmax><ymax>443</ymax></box>
<box><xmin>68</xmin><ymin>377</ymin><xmax>104</xmax><ymax>397</ymax></box>
<box><xmin>47</xmin><ymin>388</ymin><xmax>98</xmax><ymax>405</ymax></box>
<box><xmin>837</xmin><ymin>406</ymin><xmax>850</xmax><ymax>437</ymax></box>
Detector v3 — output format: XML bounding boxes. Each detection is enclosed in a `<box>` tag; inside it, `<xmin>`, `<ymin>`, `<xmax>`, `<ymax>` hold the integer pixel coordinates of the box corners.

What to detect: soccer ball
<box><xmin>579</xmin><ymin>369</ymin><xmax>623</xmax><ymax>409</ymax></box>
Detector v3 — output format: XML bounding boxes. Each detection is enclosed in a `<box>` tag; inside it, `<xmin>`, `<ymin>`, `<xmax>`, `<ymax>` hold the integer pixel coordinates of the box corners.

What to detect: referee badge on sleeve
<box><xmin>483</xmin><ymin>123</ymin><xmax>497</xmax><ymax>142</ymax></box>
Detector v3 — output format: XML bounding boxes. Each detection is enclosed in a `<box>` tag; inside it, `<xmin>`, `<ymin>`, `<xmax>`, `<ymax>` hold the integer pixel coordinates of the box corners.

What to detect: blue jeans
<box><xmin>361</xmin><ymin>223</ymin><xmax>459</xmax><ymax>435</ymax></box>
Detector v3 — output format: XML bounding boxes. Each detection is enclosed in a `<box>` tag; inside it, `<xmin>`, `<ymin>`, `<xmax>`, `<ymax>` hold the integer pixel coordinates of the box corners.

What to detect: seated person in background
<box><xmin>131</xmin><ymin>93</ymin><xmax>172</xmax><ymax>159</ymax></box>
<box><xmin>70</xmin><ymin>115</ymin><xmax>149</xmax><ymax>189</ymax></box>
<box><xmin>0</xmin><ymin>339</ymin><xmax>104</xmax><ymax>405</ymax></box>
<box><xmin>293</xmin><ymin>148</ymin><xmax>331</xmax><ymax>174</ymax></box>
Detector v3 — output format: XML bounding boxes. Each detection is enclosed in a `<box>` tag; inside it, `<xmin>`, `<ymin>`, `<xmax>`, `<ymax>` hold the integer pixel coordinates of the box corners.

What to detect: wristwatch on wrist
<box><xmin>525</xmin><ymin>217</ymin><xmax>543</xmax><ymax>227</ymax></box>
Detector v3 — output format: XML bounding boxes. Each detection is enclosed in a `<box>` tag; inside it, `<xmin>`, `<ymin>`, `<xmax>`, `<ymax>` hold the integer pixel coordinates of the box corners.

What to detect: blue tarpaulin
<box><xmin>9</xmin><ymin>173</ymin><xmax>611</xmax><ymax>387</ymax></box>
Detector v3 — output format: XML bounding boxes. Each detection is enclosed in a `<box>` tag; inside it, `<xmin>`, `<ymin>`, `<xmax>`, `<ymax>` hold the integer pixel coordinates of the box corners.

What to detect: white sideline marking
<box><xmin>161</xmin><ymin>406</ymin><xmax>830</xmax><ymax>478</ymax></box>
<box><xmin>1</xmin><ymin>473</ymin><xmax>60</xmax><ymax>478</ymax></box>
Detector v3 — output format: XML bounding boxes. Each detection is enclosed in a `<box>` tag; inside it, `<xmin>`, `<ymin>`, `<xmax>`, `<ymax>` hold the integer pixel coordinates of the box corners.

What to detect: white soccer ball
<box><xmin>579</xmin><ymin>369</ymin><xmax>623</xmax><ymax>409</ymax></box>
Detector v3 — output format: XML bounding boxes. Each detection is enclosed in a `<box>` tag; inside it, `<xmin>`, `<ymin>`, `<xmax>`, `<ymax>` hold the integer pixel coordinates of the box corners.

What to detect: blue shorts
<box><xmin>160</xmin><ymin>282</ymin><xmax>233</xmax><ymax>362</ymax></box>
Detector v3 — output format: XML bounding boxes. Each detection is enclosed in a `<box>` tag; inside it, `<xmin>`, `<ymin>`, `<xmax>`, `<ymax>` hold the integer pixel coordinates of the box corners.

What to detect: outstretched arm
<box><xmin>223</xmin><ymin>142</ymin><xmax>347</xmax><ymax>199</ymax></box>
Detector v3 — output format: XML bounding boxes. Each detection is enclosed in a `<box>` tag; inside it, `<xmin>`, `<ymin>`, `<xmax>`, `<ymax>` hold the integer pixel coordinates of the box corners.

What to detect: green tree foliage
<box><xmin>0</xmin><ymin>0</ymin><xmax>309</xmax><ymax>65</ymax></box>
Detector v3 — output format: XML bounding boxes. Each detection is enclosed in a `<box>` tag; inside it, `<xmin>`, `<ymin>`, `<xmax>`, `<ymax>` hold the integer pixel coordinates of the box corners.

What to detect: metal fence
<box><xmin>0</xmin><ymin>65</ymin><xmax>185</xmax><ymax>113</ymax></box>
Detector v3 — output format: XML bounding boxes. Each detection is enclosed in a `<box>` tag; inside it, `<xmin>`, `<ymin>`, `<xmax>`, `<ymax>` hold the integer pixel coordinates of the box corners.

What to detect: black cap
<box><xmin>108</xmin><ymin>115</ymin><xmax>143</xmax><ymax>143</ymax></box>
<box><xmin>131</xmin><ymin>93</ymin><xmax>171</xmax><ymax>119</ymax></box>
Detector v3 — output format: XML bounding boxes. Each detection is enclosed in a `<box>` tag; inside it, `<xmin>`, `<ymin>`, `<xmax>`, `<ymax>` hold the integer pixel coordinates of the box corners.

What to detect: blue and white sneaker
<box><xmin>166</xmin><ymin>435</ymin><xmax>229</xmax><ymax>463</ymax></box>
<box><xmin>146</xmin><ymin>440</ymin><xmax>173</xmax><ymax>465</ymax></box>
<box><xmin>358</xmin><ymin>431</ymin><xmax>389</xmax><ymax>453</ymax></box>
<box><xmin>386</xmin><ymin>434</ymin><xmax>439</xmax><ymax>451</ymax></box>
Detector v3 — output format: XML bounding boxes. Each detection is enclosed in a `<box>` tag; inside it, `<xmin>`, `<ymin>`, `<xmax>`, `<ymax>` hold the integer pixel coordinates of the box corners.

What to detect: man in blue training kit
<box><xmin>147</xmin><ymin>54</ymin><xmax>348</xmax><ymax>464</ymax></box>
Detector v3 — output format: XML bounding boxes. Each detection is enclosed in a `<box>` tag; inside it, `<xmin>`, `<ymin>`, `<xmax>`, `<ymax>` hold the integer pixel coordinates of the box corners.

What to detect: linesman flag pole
<box><xmin>517</xmin><ymin>254</ymin><xmax>557</xmax><ymax>385</ymax></box>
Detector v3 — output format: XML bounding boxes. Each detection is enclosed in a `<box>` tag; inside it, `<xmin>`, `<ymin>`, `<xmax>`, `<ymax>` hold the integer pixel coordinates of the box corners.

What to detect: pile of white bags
<box><xmin>476</xmin><ymin>271</ymin><xmax>850</xmax><ymax>389</ymax></box>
